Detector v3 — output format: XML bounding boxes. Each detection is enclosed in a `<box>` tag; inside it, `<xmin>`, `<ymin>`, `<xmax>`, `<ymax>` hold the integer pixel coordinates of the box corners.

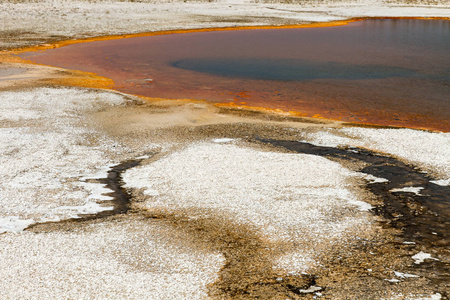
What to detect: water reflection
<box><xmin>173</xmin><ymin>58</ymin><xmax>433</xmax><ymax>81</ymax></box>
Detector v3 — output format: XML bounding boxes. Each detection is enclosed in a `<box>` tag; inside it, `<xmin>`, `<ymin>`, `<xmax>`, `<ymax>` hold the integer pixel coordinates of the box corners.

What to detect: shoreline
<box><xmin>9</xmin><ymin>16</ymin><xmax>448</xmax><ymax>54</ymax></box>
<box><xmin>4</xmin><ymin>16</ymin><xmax>450</xmax><ymax>133</ymax></box>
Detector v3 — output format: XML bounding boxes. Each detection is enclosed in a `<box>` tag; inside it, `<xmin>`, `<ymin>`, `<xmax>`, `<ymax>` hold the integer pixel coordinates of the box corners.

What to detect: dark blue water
<box><xmin>173</xmin><ymin>58</ymin><xmax>441</xmax><ymax>81</ymax></box>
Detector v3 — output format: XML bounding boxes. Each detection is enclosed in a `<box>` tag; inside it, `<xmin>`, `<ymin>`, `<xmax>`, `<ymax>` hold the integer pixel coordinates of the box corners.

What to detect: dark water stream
<box><xmin>258</xmin><ymin>138</ymin><xmax>449</xmax><ymax>292</ymax></box>
<box><xmin>258</xmin><ymin>139</ymin><xmax>449</xmax><ymax>246</ymax></box>
<box><xmin>22</xmin><ymin>19</ymin><xmax>450</xmax><ymax>131</ymax></box>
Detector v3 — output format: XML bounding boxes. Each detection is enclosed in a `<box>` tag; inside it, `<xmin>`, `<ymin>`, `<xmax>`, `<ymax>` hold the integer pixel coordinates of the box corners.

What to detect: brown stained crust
<box><xmin>138</xmin><ymin>207</ymin><xmax>392</xmax><ymax>299</ymax></box>
<box><xmin>141</xmin><ymin>209</ymin><xmax>307</xmax><ymax>299</ymax></box>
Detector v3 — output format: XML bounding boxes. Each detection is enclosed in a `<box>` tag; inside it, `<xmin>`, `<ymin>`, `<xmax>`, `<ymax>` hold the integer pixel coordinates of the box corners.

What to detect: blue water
<box><xmin>173</xmin><ymin>58</ymin><xmax>438</xmax><ymax>81</ymax></box>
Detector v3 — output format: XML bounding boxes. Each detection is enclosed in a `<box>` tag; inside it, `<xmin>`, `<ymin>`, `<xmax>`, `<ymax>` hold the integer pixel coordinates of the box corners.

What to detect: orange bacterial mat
<box><xmin>21</xmin><ymin>19</ymin><xmax>450</xmax><ymax>131</ymax></box>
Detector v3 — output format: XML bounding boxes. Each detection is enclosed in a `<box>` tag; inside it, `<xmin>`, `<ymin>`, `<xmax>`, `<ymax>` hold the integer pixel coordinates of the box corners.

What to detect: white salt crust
<box><xmin>212</xmin><ymin>138</ymin><xmax>235</xmax><ymax>143</ymax></box>
<box><xmin>388</xmin><ymin>293</ymin><xmax>442</xmax><ymax>300</ymax></box>
<box><xmin>0</xmin><ymin>219</ymin><xmax>224</xmax><ymax>299</ymax></box>
<box><xmin>305</xmin><ymin>128</ymin><xmax>450</xmax><ymax>180</ymax></box>
<box><xmin>361</xmin><ymin>173</ymin><xmax>390</xmax><ymax>184</ymax></box>
<box><xmin>430</xmin><ymin>179</ymin><xmax>450</xmax><ymax>186</ymax></box>
<box><xmin>390</xmin><ymin>186</ymin><xmax>424</xmax><ymax>196</ymax></box>
<box><xmin>123</xmin><ymin>142</ymin><xmax>373</xmax><ymax>273</ymax></box>
<box><xmin>0</xmin><ymin>88</ymin><xmax>130</xmax><ymax>225</ymax></box>
<box><xmin>411</xmin><ymin>252</ymin><xmax>439</xmax><ymax>264</ymax></box>
<box><xmin>0</xmin><ymin>216</ymin><xmax>34</xmax><ymax>234</ymax></box>
<box><xmin>394</xmin><ymin>271</ymin><xmax>419</xmax><ymax>279</ymax></box>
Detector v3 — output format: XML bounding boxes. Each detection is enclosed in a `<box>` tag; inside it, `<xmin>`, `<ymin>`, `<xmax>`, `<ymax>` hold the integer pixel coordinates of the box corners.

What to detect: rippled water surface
<box><xmin>23</xmin><ymin>19</ymin><xmax>450</xmax><ymax>130</ymax></box>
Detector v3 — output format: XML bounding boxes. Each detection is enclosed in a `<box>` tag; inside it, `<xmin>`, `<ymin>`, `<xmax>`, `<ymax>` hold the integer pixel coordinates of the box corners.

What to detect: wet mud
<box><xmin>96</xmin><ymin>158</ymin><xmax>147</xmax><ymax>215</ymax></box>
<box><xmin>0</xmin><ymin>67</ymin><xmax>26</xmax><ymax>80</ymax></box>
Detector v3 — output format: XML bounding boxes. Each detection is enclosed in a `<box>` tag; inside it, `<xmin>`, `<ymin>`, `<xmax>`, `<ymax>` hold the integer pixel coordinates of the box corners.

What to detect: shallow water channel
<box><xmin>22</xmin><ymin>19</ymin><xmax>450</xmax><ymax>130</ymax></box>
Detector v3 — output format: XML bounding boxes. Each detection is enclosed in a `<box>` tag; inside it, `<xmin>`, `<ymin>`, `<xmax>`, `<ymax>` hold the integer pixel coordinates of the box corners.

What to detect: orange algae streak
<box><xmin>217</xmin><ymin>102</ymin><xmax>445</xmax><ymax>131</ymax></box>
<box><xmin>0</xmin><ymin>52</ymin><xmax>32</xmax><ymax>64</ymax></box>
<box><xmin>0</xmin><ymin>52</ymin><xmax>114</xmax><ymax>91</ymax></box>
<box><xmin>216</xmin><ymin>102</ymin><xmax>306</xmax><ymax>117</ymax></box>
<box><xmin>45</xmin><ymin>70</ymin><xmax>115</xmax><ymax>90</ymax></box>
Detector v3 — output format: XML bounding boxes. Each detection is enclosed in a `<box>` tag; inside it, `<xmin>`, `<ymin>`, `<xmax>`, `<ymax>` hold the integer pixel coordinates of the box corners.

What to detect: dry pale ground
<box><xmin>1</xmin><ymin>0</ymin><xmax>449</xmax><ymax>49</ymax></box>
<box><xmin>0</xmin><ymin>1</ymin><xmax>449</xmax><ymax>299</ymax></box>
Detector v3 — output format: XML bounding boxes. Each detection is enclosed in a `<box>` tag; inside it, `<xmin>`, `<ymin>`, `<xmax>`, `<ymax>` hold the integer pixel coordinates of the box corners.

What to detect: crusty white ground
<box><xmin>1</xmin><ymin>0</ymin><xmax>449</xmax><ymax>49</ymax></box>
<box><xmin>0</xmin><ymin>87</ymin><xmax>132</xmax><ymax>230</ymax></box>
<box><xmin>390</xmin><ymin>186</ymin><xmax>424</xmax><ymax>195</ymax></box>
<box><xmin>123</xmin><ymin>141</ymin><xmax>374</xmax><ymax>273</ymax></box>
<box><xmin>304</xmin><ymin>127</ymin><xmax>450</xmax><ymax>180</ymax></box>
<box><xmin>0</xmin><ymin>218</ymin><xmax>225</xmax><ymax>299</ymax></box>
<box><xmin>388</xmin><ymin>292</ymin><xmax>443</xmax><ymax>300</ymax></box>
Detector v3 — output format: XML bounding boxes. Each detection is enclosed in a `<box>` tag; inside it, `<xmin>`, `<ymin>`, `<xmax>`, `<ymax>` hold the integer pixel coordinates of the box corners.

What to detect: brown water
<box><xmin>22</xmin><ymin>19</ymin><xmax>450</xmax><ymax>131</ymax></box>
